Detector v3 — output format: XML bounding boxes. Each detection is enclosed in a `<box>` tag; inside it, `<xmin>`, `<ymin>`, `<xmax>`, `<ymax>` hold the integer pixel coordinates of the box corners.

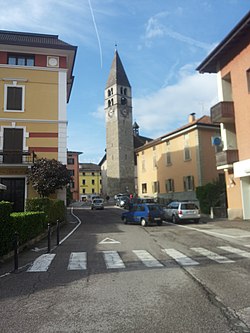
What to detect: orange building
<box><xmin>197</xmin><ymin>11</ymin><xmax>250</xmax><ymax>220</ymax></box>
<box><xmin>136</xmin><ymin>114</ymin><xmax>221</xmax><ymax>202</ymax></box>
<box><xmin>67</xmin><ymin>151</ymin><xmax>82</xmax><ymax>201</ymax></box>
<box><xmin>0</xmin><ymin>30</ymin><xmax>77</xmax><ymax>211</ymax></box>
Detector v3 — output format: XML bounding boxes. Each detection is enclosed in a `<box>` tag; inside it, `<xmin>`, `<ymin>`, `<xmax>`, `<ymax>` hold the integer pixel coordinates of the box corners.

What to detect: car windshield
<box><xmin>93</xmin><ymin>199</ymin><xmax>102</xmax><ymax>203</ymax></box>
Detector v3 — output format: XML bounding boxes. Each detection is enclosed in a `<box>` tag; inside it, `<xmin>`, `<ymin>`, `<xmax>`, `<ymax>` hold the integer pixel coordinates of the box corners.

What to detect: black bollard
<box><xmin>13</xmin><ymin>231</ymin><xmax>19</xmax><ymax>271</ymax></box>
<box><xmin>47</xmin><ymin>223</ymin><xmax>51</xmax><ymax>253</ymax></box>
<box><xmin>56</xmin><ymin>220</ymin><xmax>60</xmax><ymax>246</ymax></box>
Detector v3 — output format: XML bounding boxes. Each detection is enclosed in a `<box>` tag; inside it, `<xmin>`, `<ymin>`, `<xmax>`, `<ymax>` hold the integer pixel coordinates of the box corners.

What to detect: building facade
<box><xmin>0</xmin><ymin>30</ymin><xmax>77</xmax><ymax>211</ymax></box>
<box><xmin>136</xmin><ymin>115</ymin><xmax>222</xmax><ymax>202</ymax></box>
<box><xmin>197</xmin><ymin>11</ymin><xmax>250</xmax><ymax>220</ymax></box>
<box><xmin>79</xmin><ymin>163</ymin><xmax>102</xmax><ymax>201</ymax></box>
<box><xmin>67</xmin><ymin>151</ymin><xmax>82</xmax><ymax>201</ymax></box>
<box><xmin>105</xmin><ymin>50</ymin><xmax>135</xmax><ymax>196</ymax></box>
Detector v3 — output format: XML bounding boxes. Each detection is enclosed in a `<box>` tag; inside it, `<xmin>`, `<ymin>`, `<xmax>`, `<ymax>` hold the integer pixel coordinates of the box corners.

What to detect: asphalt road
<box><xmin>1</xmin><ymin>205</ymin><xmax>250</xmax><ymax>333</ymax></box>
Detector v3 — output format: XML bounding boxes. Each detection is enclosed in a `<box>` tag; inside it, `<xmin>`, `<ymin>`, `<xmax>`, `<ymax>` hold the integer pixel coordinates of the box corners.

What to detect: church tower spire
<box><xmin>104</xmin><ymin>50</ymin><xmax>135</xmax><ymax>196</ymax></box>
<box><xmin>106</xmin><ymin>50</ymin><xmax>131</xmax><ymax>88</ymax></box>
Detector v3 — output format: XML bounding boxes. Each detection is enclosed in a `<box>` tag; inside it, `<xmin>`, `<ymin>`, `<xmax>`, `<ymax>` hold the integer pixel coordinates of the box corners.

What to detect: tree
<box><xmin>196</xmin><ymin>179</ymin><xmax>226</xmax><ymax>214</ymax></box>
<box><xmin>28</xmin><ymin>158</ymin><xmax>71</xmax><ymax>197</ymax></box>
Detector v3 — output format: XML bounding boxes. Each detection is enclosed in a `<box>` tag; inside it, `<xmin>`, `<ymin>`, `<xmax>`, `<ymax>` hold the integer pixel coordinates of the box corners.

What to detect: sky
<box><xmin>0</xmin><ymin>0</ymin><xmax>249</xmax><ymax>163</ymax></box>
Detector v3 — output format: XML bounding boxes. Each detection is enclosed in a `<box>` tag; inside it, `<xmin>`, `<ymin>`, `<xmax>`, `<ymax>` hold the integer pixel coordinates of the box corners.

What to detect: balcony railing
<box><xmin>0</xmin><ymin>150</ymin><xmax>37</xmax><ymax>165</ymax></box>
<box><xmin>216</xmin><ymin>149</ymin><xmax>238</xmax><ymax>167</ymax></box>
<box><xmin>210</xmin><ymin>101</ymin><xmax>235</xmax><ymax>124</ymax></box>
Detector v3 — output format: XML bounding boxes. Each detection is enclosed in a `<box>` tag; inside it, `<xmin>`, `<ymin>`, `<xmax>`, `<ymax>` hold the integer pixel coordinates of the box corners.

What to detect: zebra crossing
<box><xmin>26</xmin><ymin>245</ymin><xmax>250</xmax><ymax>273</ymax></box>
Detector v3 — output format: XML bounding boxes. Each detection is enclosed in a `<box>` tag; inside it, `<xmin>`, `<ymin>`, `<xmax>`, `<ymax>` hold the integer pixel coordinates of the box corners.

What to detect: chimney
<box><xmin>189</xmin><ymin>113</ymin><xmax>196</xmax><ymax>123</ymax></box>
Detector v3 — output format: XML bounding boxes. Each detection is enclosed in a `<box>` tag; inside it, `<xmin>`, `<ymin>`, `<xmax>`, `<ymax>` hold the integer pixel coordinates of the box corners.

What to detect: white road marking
<box><xmin>27</xmin><ymin>254</ymin><xmax>56</xmax><ymax>272</ymax></box>
<box><xmin>191</xmin><ymin>247</ymin><xmax>234</xmax><ymax>264</ymax></box>
<box><xmin>132</xmin><ymin>250</ymin><xmax>163</xmax><ymax>268</ymax></box>
<box><xmin>103</xmin><ymin>251</ymin><xmax>125</xmax><ymax>269</ymax></box>
<box><xmin>162</xmin><ymin>248</ymin><xmax>199</xmax><ymax>266</ymax></box>
<box><xmin>67</xmin><ymin>252</ymin><xmax>87</xmax><ymax>270</ymax></box>
<box><xmin>99</xmin><ymin>238</ymin><xmax>120</xmax><ymax>244</ymax></box>
<box><xmin>218</xmin><ymin>246</ymin><xmax>250</xmax><ymax>258</ymax></box>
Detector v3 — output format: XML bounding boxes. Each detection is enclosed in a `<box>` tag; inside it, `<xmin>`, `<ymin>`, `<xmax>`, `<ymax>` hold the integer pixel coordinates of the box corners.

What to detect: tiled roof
<box><xmin>135</xmin><ymin>115</ymin><xmax>219</xmax><ymax>151</ymax></box>
<box><xmin>79</xmin><ymin>163</ymin><xmax>101</xmax><ymax>171</ymax></box>
<box><xmin>0</xmin><ymin>30</ymin><xmax>76</xmax><ymax>50</ymax></box>
<box><xmin>106</xmin><ymin>50</ymin><xmax>131</xmax><ymax>88</ymax></box>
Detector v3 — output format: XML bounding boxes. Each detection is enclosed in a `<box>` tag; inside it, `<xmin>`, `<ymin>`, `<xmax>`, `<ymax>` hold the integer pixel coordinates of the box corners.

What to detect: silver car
<box><xmin>163</xmin><ymin>201</ymin><xmax>200</xmax><ymax>223</ymax></box>
<box><xmin>91</xmin><ymin>198</ymin><xmax>104</xmax><ymax>210</ymax></box>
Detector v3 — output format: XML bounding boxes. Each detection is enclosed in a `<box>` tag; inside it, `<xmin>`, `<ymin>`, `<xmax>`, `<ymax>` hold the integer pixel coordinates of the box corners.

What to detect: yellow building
<box><xmin>79</xmin><ymin>163</ymin><xmax>102</xmax><ymax>201</ymax></box>
<box><xmin>136</xmin><ymin>114</ymin><xmax>222</xmax><ymax>203</ymax></box>
<box><xmin>0</xmin><ymin>30</ymin><xmax>77</xmax><ymax>211</ymax></box>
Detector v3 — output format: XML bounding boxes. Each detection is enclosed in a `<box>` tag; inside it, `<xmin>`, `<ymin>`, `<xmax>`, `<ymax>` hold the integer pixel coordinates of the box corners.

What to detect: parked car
<box><xmin>121</xmin><ymin>203</ymin><xmax>164</xmax><ymax>226</ymax></box>
<box><xmin>116</xmin><ymin>196</ymin><xmax>130</xmax><ymax>208</ymax></box>
<box><xmin>91</xmin><ymin>198</ymin><xmax>104</xmax><ymax>210</ymax></box>
<box><xmin>163</xmin><ymin>201</ymin><xmax>200</xmax><ymax>223</ymax></box>
<box><xmin>114</xmin><ymin>193</ymin><xmax>127</xmax><ymax>200</ymax></box>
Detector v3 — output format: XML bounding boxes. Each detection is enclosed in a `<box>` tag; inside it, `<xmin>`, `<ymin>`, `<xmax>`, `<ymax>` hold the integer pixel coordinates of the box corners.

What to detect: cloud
<box><xmin>133</xmin><ymin>66</ymin><xmax>218</xmax><ymax>139</ymax></box>
<box><xmin>144</xmin><ymin>12</ymin><xmax>212</xmax><ymax>52</ymax></box>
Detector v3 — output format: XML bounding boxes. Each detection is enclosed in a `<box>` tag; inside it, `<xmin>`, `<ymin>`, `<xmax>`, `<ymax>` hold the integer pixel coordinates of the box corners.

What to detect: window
<box><xmin>184</xmin><ymin>147</ymin><xmax>191</xmax><ymax>161</ymax></box>
<box><xmin>82</xmin><ymin>189</ymin><xmax>85</xmax><ymax>194</ymax></box>
<box><xmin>152</xmin><ymin>181</ymin><xmax>160</xmax><ymax>193</ymax></box>
<box><xmin>67</xmin><ymin>158</ymin><xmax>74</xmax><ymax>165</ymax></box>
<box><xmin>82</xmin><ymin>172</ymin><xmax>85</xmax><ymax>176</ymax></box>
<box><xmin>165</xmin><ymin>179</ymin><xmax>174</xmax><ymax>192</ymax></box>
<box><xmin>71</xmin><ymin>181</ymin><xmax>75</xmax><ymax>189</ymax></box>
<box><xmin>4</xmin><ymin>84</ymin><xmax>25</xmax><ymax>112</ymax></box>
<box><xmin>92</xmin><ymin>172</ymin><xmax>95</xmax><ymax>176</ymax></box>
<box><xmin>142</xmin><ymin>160</ymin><xmax>146</xmax><ymax>172</ymax></box>
<box><xmin>92</xmin><ymin>189</ymin><xmax>95</xmax><ymax>194</ymax></box>
<box><xmin>153</xmin><ymin>156</ymin><xmax>157</xmax><ymax>168</ymax></box>
<box><xmin>68</xmin><ymin>170</ymin><xmax>74</xmax><ymax>177</ymax></box>
<box><xmin>166</xmin><ymin>152</ymin><xmax>171</xmax><ymax>165</ymax></box>
<box><xmin>142</xmin><ymin>183</ymin><xmax>147</xmax><ymax>193</ymax></box>
<box><xmin>8</xmin><ymin>54</ymin><xmax>35</xmax><ymax>66</ymax></box>
<box><xmin>82</xmin><ymin>179</ymin><xmax>86</xmax><ymax>185</ymax></box>
<box><xmin>183</xmin><ymin>176</ymin><xmax>194</xmax><ymax>191</ymax></box>
<box><xmin>92</xmin><ymin>179</ymin><xmax>95</xmax><ymax>185</ymax></box>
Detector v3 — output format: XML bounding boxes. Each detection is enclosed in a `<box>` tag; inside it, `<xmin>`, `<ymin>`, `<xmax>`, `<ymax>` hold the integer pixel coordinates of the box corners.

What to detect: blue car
<box><xmin>121</xmin><ymin>203</ymin><xmax>164</xmax><ymax>227</ymax></box>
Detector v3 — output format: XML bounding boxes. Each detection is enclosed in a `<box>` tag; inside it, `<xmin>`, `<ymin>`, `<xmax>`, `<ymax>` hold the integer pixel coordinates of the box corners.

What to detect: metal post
<box><xmin>13</xmin><ymin>231</ymin><xmax>19</xmax><ymax>271</ymax></box>
<box><xmin>56</xmin><ymin>220</ymin><xmax>60</xmax><ymax>246</ymax></box>
<box><xmin>47</xmin><ymin>223</ymin><xmax>51</xmax><ymax>253</ymax></box>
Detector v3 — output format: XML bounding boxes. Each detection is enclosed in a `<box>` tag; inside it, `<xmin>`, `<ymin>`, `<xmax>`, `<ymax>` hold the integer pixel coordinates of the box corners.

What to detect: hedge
<box><xmin>0</xmin><ymin>205</ymin><xmax>46</xmax><ymax>257</ymax></box>
<box><xmin>26</xmin><ymin>198</ymin><xmax>66</xmax><ymax>225</ymax></box>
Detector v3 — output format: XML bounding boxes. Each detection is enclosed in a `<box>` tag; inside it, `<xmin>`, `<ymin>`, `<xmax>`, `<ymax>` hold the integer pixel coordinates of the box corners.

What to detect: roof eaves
<box><xmin>196</xmin><ymin>11</ymin><xmax>250</xmax><ymax>73</ymax></box>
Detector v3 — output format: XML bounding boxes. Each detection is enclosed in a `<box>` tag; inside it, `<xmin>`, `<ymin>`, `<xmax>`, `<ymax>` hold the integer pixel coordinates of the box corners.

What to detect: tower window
<box><xmin>124</xmin><ymin>88</ymin><xmax>127</xmax><ymax>95</ymax></box>
<box><xmin>120</xmin><ymin>87</ymin><xmax>123</xmax><ymax>94</ymax></box>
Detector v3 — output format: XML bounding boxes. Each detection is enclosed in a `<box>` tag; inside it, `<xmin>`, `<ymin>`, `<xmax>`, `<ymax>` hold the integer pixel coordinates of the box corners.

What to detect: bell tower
<box><xmin>105</xmin><ymin>50</ymin><xmax>135</xmax><ymax>196</ymax></box>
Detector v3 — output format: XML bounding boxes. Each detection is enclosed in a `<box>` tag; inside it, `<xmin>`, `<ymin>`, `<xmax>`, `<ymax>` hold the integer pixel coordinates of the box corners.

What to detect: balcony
<box><xmin>0</xmin><ymin>150</ymin><xmax>37</xmax><ymax>166</ymax></box>
<box><xmin>216</xmin><ymin>149</ymin><xmax>238</xmax><ymax>168</ymax></box>
<box><xmin>210</xmin><ymin>101</ymin><xmax>235</xmax><ymax>124</ymax></box>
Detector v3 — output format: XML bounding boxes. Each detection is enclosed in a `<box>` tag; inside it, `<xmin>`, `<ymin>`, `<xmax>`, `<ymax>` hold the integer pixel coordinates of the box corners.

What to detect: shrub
<box><xmin>196</xmin><ymin>180</ymin><xmax>225</xmax><ymax>214</ymax></box>
<box><xmin>0</xmin><ymin>201</ymin><xmax>14</xmax><ymax>257</ymax></box>
<box><xmin>26</xmin><ymin>198</ymin><xmax>66</xmax><ymax>225</ymax></box>
<box><xmin>10</xmin><ymin>211</ymin><xmax>46</xmax><ymax>245</ymax></box>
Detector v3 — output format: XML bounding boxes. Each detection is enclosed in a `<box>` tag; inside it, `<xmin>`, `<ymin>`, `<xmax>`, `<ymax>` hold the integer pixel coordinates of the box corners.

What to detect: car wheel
<box><xmin>194</xmin><ymin>219</ymin><xmax>200</xmax><ymax>224</ymax></box>
<box><xmin>141</xmin><ymin>218</ymin><xmax>147</xmax><ymax>227</ymax></box>
<box><xmin>157</xmin><ymin>221</ymin><xmax>162</xmax><ymax>226</ymax></box>
<box><xmin>172</xmin><ymin>215</ymin><xmax>177</xmax><ymax>223</ymax></box>
<box><xmin>91</xmin><ymin>207</ymin><xmax>93</xmax><ymax>210</ymax></box>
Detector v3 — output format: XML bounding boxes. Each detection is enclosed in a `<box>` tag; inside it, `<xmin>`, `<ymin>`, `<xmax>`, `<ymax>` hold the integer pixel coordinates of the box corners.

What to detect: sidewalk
<box><xmin>0</xmin><ymin>208</ymin><xmax>80</xmax><ymax>277</ymax></box>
